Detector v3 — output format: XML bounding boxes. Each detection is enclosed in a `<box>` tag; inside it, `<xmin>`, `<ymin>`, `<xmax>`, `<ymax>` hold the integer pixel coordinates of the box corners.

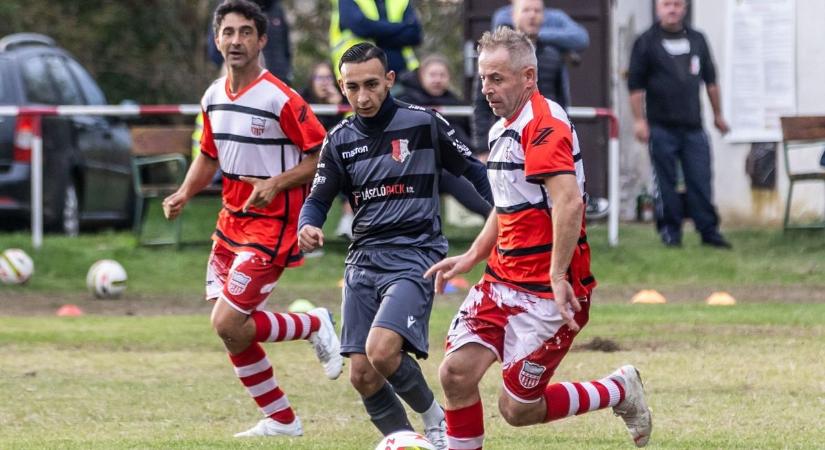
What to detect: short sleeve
<box><xmin>199</xmin><ymin>109</ymin><xmax>218</xmax><ymax>160</ymax></box>
<box><xmin>523</xmin><ymin>115</ymin><xmax>574</xmax><ymax>184</ymax></box>
<box><xmin>627</xmin><ymin>36</ymin><xmax>649</xmax><ymax>92</ymax></box>
<box><xmin>698</xmin><ymin>33</ymin><xmax>717</xmax><ymax>85</ymax></box>
<box><xmin>280</xmin><ymin>95</ymin><xmax>327</xmax><ymax>152</ymax></box>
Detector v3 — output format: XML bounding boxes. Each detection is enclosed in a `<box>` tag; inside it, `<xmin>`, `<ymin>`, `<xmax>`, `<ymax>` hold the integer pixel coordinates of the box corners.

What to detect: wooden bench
<box><xmin>130</xmin><ymin>125</ymin><xmax>221</xmax><ymax>245</ymax></box>
<box><xmin>779</xmin><ymin>116</ymin><xmax>825</xmax><ymax>230</ymax></box>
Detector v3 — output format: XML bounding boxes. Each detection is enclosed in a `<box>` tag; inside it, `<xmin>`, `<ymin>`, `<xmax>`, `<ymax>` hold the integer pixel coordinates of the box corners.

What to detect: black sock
<box><xmin>363</xmin><ymin>382</ymin><xmax>412</xmax><ymax>435</ymax></box>
<box><xmin>386</xmin><ymin>352</ymin><xmax>435</xmax><ymax>413</ymax></box>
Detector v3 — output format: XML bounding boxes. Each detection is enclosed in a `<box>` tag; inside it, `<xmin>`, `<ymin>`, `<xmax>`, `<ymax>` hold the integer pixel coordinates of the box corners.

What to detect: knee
<box><xmin>349</xmin><ymin>359</ymin><xmax>383</xmax><ymax>392</ymax></box>
<box><xmin>439</xmin><ymin>359</ymin><xmax>473</xmax><ymax>397</ymax></box>
<box><xmin>498</xmin><ymin>396</ymin><xmax>531</xmax><ymax>427</ymax></box>
<box><xmin>365</xmin><ymin>345</ymin><xmax>399</xmax><ymax>376</ymax></box>
<box><xmin>211</xmin><ymin>314</ymin><xmax>249</xmax><ymax>347</ymax></box>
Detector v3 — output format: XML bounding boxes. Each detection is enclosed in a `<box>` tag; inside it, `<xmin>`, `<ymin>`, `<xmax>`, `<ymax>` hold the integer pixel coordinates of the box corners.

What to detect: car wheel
<box><xmin>61</xmin><ymin>182</ymin><xmax>80</xmax><ymax>237</ymax></box>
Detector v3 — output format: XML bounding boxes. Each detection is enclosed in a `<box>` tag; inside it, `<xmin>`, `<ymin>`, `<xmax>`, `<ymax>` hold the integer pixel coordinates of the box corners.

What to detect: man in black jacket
<box><xmin>628</xmin><ymin>0</ymin><xmax>731</xmax><ymax>248</ymax></box>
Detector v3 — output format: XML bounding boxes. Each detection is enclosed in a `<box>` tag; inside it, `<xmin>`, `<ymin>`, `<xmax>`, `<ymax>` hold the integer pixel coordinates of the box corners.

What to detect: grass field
<box><xmin>1</xmin><ymin>204</ymin><xmax>824</xmax><ymax>448</ymax></box>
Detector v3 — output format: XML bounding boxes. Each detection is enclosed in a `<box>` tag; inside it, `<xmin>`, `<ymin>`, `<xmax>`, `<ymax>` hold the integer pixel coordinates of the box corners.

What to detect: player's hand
<box><xmin>714</xmin><ymin>115</ymin><xmax>730</xmax><ymax>135</ymax></box>
<box><xmin>551</xmin><ymin>277</ymin><xmax>581</xmax><ymax>332</ymax></box>
<box><xmin>239</xmin><ymin>176</ymin><xmax>279</xmax><ymax>212</ymax></box>
<box><xmin>633</xmin><ymin>119</ymin><xmax>649</xmax><ymax>143</ymax></box>
<box><xmin>162</xmin><ymin>191</ymin><xmax>188</xmax><ymax>221</ymax></box>
<box><xmin>298</xmin><ymin>225</ymin><xmax>325</xmax><ymax>252</ymax></box>
<box><xmin>424</xmin><ymin>253</ymin><xmax>475</xmax><ymax>294</ymax></box>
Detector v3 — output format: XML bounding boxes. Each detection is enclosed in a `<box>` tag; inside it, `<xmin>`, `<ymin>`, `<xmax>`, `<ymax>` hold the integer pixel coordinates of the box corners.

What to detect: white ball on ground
<box><xmin>375</xmin><ymin>431</ymin><xmax>435</xmax><ymax>450</ymax></box>
<box><xmin>86</xmin><ymin>259</ymin><xmax>127</xmax><ymax>299</ymax></box>
<box><xmin>0</xmin><ymin>248</ymin><xmax>34</xmax><ymax>285</ymax></box>
<box><xmin>288</xmin><ymin>298</ymin><xmax>316</xmax><ymax>313</ymax></box>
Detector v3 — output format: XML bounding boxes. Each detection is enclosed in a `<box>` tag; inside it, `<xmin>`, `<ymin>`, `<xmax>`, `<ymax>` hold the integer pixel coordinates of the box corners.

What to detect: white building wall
<box><xmin>613</xmin><ymin>0</ymin><xmax>825</xmax><ymax>227</ymax></box>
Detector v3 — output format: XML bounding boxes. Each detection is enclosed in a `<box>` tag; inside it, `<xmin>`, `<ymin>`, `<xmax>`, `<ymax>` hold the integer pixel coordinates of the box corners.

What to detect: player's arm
<box><xmin>163</xmin><ymin>122</ymin><xmax>220</xmax><ymax>221</ymax></box>
<box><xmin>544</xmin><ymin>173</ymin><xmax>583</xmax><ymax>331</ymax></box>
<box><xmin>240</xmin><ymin>149</ymin><xmax>319</xmax><ymax>212</ymax></box>
<box><xmin>298</xmin><ymin>137</ymin><xmax>345</xmax><ymax>252</ymax></box>
<box><xmin>627</xmin><ymin>36</ymin><xmax>649</xmax><ymax>143</ymax></box>
<box><xmin>433</xmin><ymin>111</ymin><xmax>493</xmax><ymax>204</ymax></box>
<box><xmin>425</xmin><ymin>210</ymin><xmax>497</xmax><ymax>294</ymax></box>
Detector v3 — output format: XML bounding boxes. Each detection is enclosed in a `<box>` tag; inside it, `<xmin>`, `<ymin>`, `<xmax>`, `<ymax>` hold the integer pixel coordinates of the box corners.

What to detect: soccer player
<box><xmin>425</xmin><ymin>27</ymin><xmax>653</xmax><ymax>448</ymax></box>
<box><xmin>297</xmin><ymin>43</ymin><xmax>491</xmax><ymax>450</ymax></box>
<box><xmin>161</xmin><ymin>0</ymin><xmax>343</xmax><ymax>438</ymax></box>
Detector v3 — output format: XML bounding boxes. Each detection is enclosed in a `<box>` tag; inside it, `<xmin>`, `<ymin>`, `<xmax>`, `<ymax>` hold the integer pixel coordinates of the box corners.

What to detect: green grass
<box><xmin>1</xmin><ymin>304</ymin><xmax>823</xmax><ymax>449</ymax></box>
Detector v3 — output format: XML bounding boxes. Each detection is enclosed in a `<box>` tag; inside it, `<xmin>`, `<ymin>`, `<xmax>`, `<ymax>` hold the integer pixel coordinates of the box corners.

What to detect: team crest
<box><xmin>519</xmin><ymin>361</ymin><xmax>546</xmax><ymax>389</ymax></box>
<box><xmin>391</xmin><ymin>138</ymin><xmax>410</xmax><ymax>163</ymax></box>
<box><xmin>228</xmin><ymin>271</ymin><xmax>252</xmax><ymax>295</ymax></box>
<box><xmin>251</xmin><ymin>117</ymin><xmax>266</xmax><ymax>136</ymax></box>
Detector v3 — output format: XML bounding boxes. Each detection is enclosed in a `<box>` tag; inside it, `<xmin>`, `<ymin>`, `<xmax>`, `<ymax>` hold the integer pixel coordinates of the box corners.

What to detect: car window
<box><xmin>20</xmin><ymin>55</ymin><xmax>60</xmax><ymax>105</ymax></box>
<box><xmin>44</xmin><ymin>55</ymin><xmax>84</xmax><ymax>105</ymax></box>
<box><xmin>65</xmin><ymin>57</ymin><xmax>106</xmax><ymax>105</ymax></box>
<box><xmin>0</xmin><ymin>60</ymin><xmax>14</xmax><ymax>104</ymax></box>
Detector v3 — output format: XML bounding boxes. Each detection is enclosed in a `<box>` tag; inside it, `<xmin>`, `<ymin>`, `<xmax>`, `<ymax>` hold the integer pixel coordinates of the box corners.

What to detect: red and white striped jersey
<box><xmin>200</xmin><ymin>70</ymin><xmax>326</xmax><ymax>266</ymax></box>
<box><xmin>483</xmin><ymin>91</ymin><xmax>595</xmax><ymax>299</ymax></box>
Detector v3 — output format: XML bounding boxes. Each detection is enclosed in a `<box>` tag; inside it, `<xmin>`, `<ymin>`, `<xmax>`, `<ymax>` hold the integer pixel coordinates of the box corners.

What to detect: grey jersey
<box><xmin>304</xmin><ymin>97</ymin><xmax>472</xmax><ymax>257</ymax></box>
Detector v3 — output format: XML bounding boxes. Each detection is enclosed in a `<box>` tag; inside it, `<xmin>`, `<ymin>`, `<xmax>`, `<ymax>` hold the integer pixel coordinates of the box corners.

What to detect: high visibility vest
<box><xmin>329</xmin><ymin>0</ymin><xmax>419</xmax><ymax>78</ymax></box>
<box><xmin>191</xmin><ymin>111</ymin><xmax>204</xmax><ymax>159</ymax></box>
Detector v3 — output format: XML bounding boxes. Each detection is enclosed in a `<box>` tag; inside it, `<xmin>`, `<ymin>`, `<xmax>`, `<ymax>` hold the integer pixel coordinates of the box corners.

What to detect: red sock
<box><xmin>445</xmin><ymin>400</ymin><xmax>484</xmax><ymax>450</ymax></box>
<box><xmin>544</xmin><ymin>376</ymin><xmax>625</xmax><ymax>422</ymax></box>
<box><xmin>229</xmin><ymin>342</ymin><xmax>295</xmax><ymax>424</ymax></box>
<box><xmin>251</xmin><ymin>311</ymin><xmax>320</xmax><ymax>342</ymax></box>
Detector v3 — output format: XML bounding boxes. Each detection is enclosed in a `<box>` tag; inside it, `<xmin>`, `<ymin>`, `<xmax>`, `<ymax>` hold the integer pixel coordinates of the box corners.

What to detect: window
<box><xmin>65</xmin><ymin>57</ymin><xmax>106</xmax><ymax>105</ymax></box>
<box><xmin>44</xmin><ymin>55</ymin><xmax>84</xmax><ymax>105</ymax></box>
<box><xmin>20</xmin><ymin>56</ymin><xmax>60</xmax><ymax>105</ymax></box>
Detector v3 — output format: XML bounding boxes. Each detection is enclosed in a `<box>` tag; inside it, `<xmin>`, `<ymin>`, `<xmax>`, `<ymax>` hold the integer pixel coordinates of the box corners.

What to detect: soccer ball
<box><xmin>0</xmin><ymin>248</ymin><xmax>34</xmax><ymax>285</ymax></box>
<box><xmin>375</xmin><ymin>431</ymin><xmax>435</xmax><ymax>450</ymax></box>
<box><xmin>86</xmin><ymin>259</ymin><xmax>127</xmax><ymax>299</ymax></box>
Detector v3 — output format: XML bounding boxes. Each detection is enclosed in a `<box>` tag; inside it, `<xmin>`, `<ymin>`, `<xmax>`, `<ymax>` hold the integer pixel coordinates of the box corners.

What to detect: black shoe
<box><xmin>702</xmin><ymin>234</ymin><xmax>732</xmax><ymax>249</ymax></box>
<box><xmin>662</xmin><ymin>237</ymin><xmax>682</xmax><ymax>248</ymax></box>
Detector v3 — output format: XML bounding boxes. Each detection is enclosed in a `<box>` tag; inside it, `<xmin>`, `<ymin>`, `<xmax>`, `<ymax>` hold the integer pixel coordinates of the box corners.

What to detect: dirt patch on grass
<box><xmin>1</xmin><ymin>284</ymin><xmax>823</xmax><ymax>316</ymax></box>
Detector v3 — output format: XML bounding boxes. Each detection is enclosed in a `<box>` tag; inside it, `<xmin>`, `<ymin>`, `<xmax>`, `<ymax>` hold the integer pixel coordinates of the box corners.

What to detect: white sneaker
<box><xmin>308</xmin><ymin>307</ymin><xmax>343</xmax><ymax>380</ymax></box>
<box><xmin>233</xmin><ymin>417</ymin><xmax>303</xmax><ymax>437</ymax></box>
<box><xmin>612</xmin><ymin>365</ymin><xmax>652</xmax><ymax>447</ymax></box>
<box><xmin>424</xmin><ymin>418</ymin><xmax>448</xmax><ymax>450</ymax></box>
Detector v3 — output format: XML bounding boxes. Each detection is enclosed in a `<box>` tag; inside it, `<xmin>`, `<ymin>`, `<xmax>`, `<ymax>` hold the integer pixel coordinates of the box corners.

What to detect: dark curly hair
<box><xmin>213</xmin><ymin>0</ymin><xmax>267</xmax><ymax>37</ymax></box>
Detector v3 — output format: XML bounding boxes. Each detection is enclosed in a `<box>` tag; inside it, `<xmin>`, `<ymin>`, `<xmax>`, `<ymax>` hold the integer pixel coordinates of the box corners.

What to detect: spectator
<box><xmin>301</xmin><ymin>62</ymin><xmax>347</xmax><ymax>130</ymax></box>
<box><xmin>329</xmin><ymin>0</ymin><xmax>422</xmax><ymax>78</ymax></box>
<box><xmin>208</xmin><ymin>0</ymin><xmax>292</xmax><ymax>83</ymax></box>
<box><xmin>397</xmin><ymin>54</ymin><xmax>492</xmax><ymax>219</ymax></box>
<box><xmin>473</xmin><ymin>0</ymin><xmax>589</xmax><ymax>152</ymax></box>
<box><xmin>628</xmin><ymin>0</ymin><xmax>731</xmax><ymax>248</ymax></box>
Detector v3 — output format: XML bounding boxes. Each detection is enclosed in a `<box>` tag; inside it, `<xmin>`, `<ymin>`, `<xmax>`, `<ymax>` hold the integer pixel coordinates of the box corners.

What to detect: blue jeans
<box><xmin>649</xmin><ymin>125</ymin><xmax>721</xmax><ymax>242</ymax></box>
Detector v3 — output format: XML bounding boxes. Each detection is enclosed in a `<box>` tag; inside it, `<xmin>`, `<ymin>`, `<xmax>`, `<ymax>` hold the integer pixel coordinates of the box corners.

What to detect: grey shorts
<box><xmin>340</xmin><ymin>247</ymin><xmax>438</xmax><ymax>359</ymax></box>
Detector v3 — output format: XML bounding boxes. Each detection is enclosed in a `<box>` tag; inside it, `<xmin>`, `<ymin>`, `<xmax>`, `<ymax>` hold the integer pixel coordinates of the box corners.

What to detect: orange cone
<box><xmin>631</xmin><ymin>289</ymin><xmax>667</xmax><ymax>304</ymax></box>
<box><xmin>706</xmin><ymin>291</ymin><xmax>736</xmax><ymax>306</ymax></box>
<box><xmin>57</xmin><ymin>304</ymin><xmax>84</xmax><ymax>317</ymax></box>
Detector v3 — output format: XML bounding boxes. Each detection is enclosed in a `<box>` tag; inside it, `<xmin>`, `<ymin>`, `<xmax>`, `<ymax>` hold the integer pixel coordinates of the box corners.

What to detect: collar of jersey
<box><xmin>354</xmin><ymin>94</ymin><xmax>398</xmax><ymax>133</ymax></box>
<box><xmin>224</xmin><ymin>69</ymin><xmax>268</xmax><ymax>101</ymax></box>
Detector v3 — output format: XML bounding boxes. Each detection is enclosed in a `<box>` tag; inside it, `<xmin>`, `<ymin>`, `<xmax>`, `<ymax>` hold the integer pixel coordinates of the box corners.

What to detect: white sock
<box><xmin>420</xmin><ymin>399</ymin><xmax>444</xmax><ymax>428</ymax></box>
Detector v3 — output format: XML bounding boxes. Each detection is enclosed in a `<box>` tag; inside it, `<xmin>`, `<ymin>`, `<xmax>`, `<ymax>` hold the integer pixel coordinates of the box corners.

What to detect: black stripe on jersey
<box><xmin>222</xmin><ymin>172</ymin><xmax>268</xmax><ymax>180</ymax></box>
<box><xmin>287</xmin><ymin>251</ymin><xmax>304</xmax><ymax>264</ymax></box>
<box><xmin>351</xmin><ymin>174</ymin><xmax>435</xmax><ymax>205</ymax></box>
<box><xmin>223</xmin><ymin>206</ymin><xmax>283</xmax><ymax>219</ymax></box>
<box><xmin>487</xmin><ymin>161</ymin><xmax>525</xmax><ymax>171</ymax></box>
<box><xmin>484</xmin><ymin>265</ymin><xmax>553</xmax><ymax>293</ymax></box>
<box><xmin>489</xmin><ymin>129</ymin><xmax>521</xmax><ymax>148</ymax></box>
<box><xmin>573</xmin><ymin>153</ymin><xmax>582</xmax><ymax>163</ymax></box>
<box><xmin>496</xmin><ymin>201</ymin><xmax>547</xmax><ymax>214</ymax></box>
<box><xmin>581</xmin><ymin>275</ymin><xmax>595</xmax><ymax>286</ymax></box>
<box><xmin>497</xmin><ymin>236</ymin><xmax>588</xmax><ymax>257</ymax></box>
<box><xmin>214</xmin><ymin>229</ymin><xmax>277</xmax><ymax>258</ymax></box>
<box><xmin>526</xmin><ymin>170</ymin><xmax>576</xmax><ymax>184</ymax></box>
<box><xmin>207</xmin><ymin>103</ymin><xmax>279</xmax><ymax>120</ymax></box>
<box><xmin>213</xmin><ymin>134</ymin><xmax>294</xmax><ymax>146</ymax></box>
<box><xmin>352</xmin><ymin>218</ymin><xmax>434</xmax><ymax>245</ymax></box>
<box><xmin>497</xmin><ymin>243</ymin><xmax>552</xmax><ymax>257</ymax></box>
<box><xmin>336</xmin><ymin>124</ymin><xmax>434</xmax><ymax>166</ymax></box>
